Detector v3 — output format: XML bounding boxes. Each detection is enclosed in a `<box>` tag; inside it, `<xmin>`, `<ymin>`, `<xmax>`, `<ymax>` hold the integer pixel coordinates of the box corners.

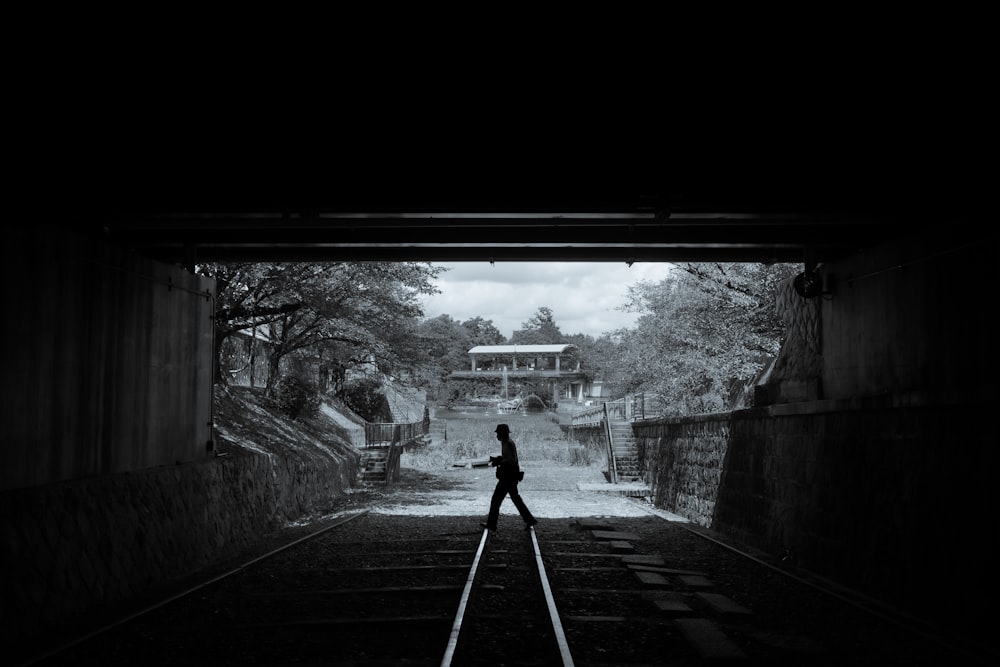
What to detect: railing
<box><xmin>385</xmin><ymin>439</ymin><xmax>403</xmax><ymax>483</ymax></box>
<box><xmin>363</xmin><ymin>417</ymin><xmax>429</xmax><ymax>485</ymax></box>
<box><xmin>571</xmin><ymin>392</ymin><xmax>662</xmax><ymax>428</ymax></box>
<box><xmin>450</xmin><ymin>369</ymin><xmax>588</xmax><ymax>379</ymax></box>
<box><xmin>364</xmin><ymin>421</ymin><xmax>426</xmax><ymax>448</ymax></box>
<box><xmin>603</xmin><ymin>402</ymin><xmax>617</xmax><ymax>484</ymax></box>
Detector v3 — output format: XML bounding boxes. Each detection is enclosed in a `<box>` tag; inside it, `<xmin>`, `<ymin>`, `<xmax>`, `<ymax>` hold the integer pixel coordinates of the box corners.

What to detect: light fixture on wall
<box><xmin>795</xmin><ymin>248</ymin><xmax>832</xmax><ymax>299</ymax></box>
<box><xmin>793</xmin><ymin>269</ymin><xmax>823</xmax><ymax>298</ymax></box>
<box><xmin>793</xmin><ymin>267</ymin><xmax>835</xmax><ymax>299</ymax></box>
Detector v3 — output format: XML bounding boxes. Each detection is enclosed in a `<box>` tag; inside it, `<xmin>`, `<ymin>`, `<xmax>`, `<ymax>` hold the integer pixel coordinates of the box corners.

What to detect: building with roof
<box><xmin>449</xmin><ymin>343</ymin><xmax>603</xmax><ymax>407</ymax></box>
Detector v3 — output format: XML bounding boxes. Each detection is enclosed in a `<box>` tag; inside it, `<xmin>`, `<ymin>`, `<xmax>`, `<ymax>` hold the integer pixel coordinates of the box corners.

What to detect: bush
<box><xmin>401</xmin><ymin>415</ymin><xmax>587</xmax><ymax>470</ymax></box>
<box><xmin>273</xmin><ymin>375</ymin><xmax>322</xmax><ymax>420</ymax></box>
<box><xmin>342</xmin><ymin>378</ymin><xmax>392</xmax><ymax>422</ymax></box>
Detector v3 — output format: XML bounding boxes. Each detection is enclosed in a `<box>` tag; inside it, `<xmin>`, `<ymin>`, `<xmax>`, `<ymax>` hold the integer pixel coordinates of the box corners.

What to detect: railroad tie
<box><xmin>608</xmin><ymin>540</ymin><xmax>634</xmax><ymax>554</ymax></box>
<box><xmin>590</xmin><ymin>530</ymin><xmax>640</xmax><ymax>542</ymax></box>
<box><xmin>695</xmin><ymin>591</ymin><xmax>752</xmax><ymax>616</ymax></box>
<box><xmin>675</xmin><ymin>617</ymin><xmax>748</xmax><ymax>660</ymax></box>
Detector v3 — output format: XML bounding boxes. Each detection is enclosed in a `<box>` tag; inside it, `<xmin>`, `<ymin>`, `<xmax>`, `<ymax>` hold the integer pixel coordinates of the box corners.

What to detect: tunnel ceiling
<box><xmin>40</xmin><ymin>133</ymin><xmax>970</xmax><ymax>267</ymax></box>
<box><xmin>47</xmin><ymin>184</ymin><xmax>915</xmax><ymax>266</ymax></box>
<box><xmin>22</xmin><ymin>55</ymin><xmax>991</xmax><ymax>270</ymax></box>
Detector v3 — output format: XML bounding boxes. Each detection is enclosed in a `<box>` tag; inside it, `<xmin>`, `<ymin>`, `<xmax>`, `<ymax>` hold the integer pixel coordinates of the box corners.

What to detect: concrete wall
<box><xmin>633</xmin><ymin>225</ymin><xmax>997</xmax><ymax>635</ymax></box>
<box><xmin>817</xmin><ymin>227</ymin><xmax>992</xmax><ymax>401</ymax></box>
<box><xmin>1</xmin><ymin>226</ymin><xmax>215</xmax><ymax>491</ymax></box>
<box><xmin>0</xmin><ymin>226</ymin><xmax>361</xmax><ymax>653</ymax></box>
<box><xmin>2</xmin><ymin>436</ymin><xmax>359</xmax><ymax>652</ymax></box>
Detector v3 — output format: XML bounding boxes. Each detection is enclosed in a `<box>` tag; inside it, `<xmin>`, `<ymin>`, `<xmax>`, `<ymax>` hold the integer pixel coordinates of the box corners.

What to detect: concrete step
<box><xmin>359</xmin><ymin>451</ymin><xmax>389</xmax><ymax>483</ymax></box>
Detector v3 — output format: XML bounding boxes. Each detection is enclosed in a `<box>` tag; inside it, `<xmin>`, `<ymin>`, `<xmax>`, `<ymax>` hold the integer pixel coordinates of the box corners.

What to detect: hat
<box><xmin>495</xmin><ymin>424</ymin><xmax>510</xmax><ymax>433</ymax></box>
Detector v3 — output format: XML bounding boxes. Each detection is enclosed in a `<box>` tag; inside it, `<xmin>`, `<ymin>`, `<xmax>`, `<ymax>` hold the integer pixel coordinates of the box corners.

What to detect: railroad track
<box><xmin>24</xmin><ymin>511</ymin><xmax>992</xmax><ymax>666</ymax></box>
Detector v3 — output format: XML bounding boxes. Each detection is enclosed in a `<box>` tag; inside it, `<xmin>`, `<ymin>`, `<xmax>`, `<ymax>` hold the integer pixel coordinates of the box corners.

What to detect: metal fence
<box><xmin>570</xmin><ymin>393</ymin><xmax>663</xmax><ymax>428</ymax></box>
<box><xmin>363</xmin><ymin>416</ymin><xmax>429</xmax><ymax>485</ymax></box>
<box><xmin>364</xmin><ymin>420</ymin><xmax>428</xmax><ymax>448</ymax></box>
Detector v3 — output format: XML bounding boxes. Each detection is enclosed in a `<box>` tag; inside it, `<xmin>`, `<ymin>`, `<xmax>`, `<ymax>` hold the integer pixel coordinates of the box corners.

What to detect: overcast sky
<box><xmin>418</xmin><ymin>262</ymin><xmax>675</xmax><ymax>339</ymax></box>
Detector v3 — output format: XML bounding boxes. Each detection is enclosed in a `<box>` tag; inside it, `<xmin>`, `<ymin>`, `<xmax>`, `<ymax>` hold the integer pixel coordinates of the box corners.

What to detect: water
<box><xmin>431</xmin><ymin>405</ymin><xmax>550</xmax><ymax>420</ymax></box>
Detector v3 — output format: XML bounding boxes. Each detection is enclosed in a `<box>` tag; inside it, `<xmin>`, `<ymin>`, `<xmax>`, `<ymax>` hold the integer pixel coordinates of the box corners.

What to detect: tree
<box><xmin>564</xmin><ymin>331</ymin><xmax>610</xmax><ymax>382</ymax></box>
<box><xmin>412</xmin><ymin>314</ymin><xmax>508</xmax><ymax>402</ymax></box>
<box><xmin>461</xmin><ymin>316</ymin><xmax>506</xmax><ymax>346</ymax></box>
<box><xmin>199</xmin><ymin>262</ymin><xmax>311</xmax><ymax>384</ymax></box>
<box><xmin>199</xmin><ymin>261</ymin><xmax>443</xmax><ymax>393</ymax></box>
<box><xmin>510</xmin><ymin>306</ymin><xmax>564</xmax><ymax>344</ymax></box>
<box><xmin>607</xmin><ymin>262</ymin><xmax>798</xmax><ymax>415</ymax></box>
<box><xmin>414</xmin><ymin>314</ymin><xmax>472</xmax><ymax>399</ymax></box>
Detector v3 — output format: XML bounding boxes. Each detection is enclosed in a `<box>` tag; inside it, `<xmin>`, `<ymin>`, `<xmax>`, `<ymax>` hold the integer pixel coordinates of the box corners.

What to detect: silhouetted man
<box><xmin>481</xmin><ymin>423</ymin><xmax>538</xmax><ymax>531</ymax></box>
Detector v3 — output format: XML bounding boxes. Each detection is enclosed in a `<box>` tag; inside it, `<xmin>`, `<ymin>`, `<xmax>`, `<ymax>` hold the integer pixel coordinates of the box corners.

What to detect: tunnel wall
<box><xmin>2</xmin><ymin>439</ymin><xmax>359</xmax><ymax>651</ymax></box>
<box><xmin>0</xmin><ymin>226</ymin><xmax>215</xmax><ymax>492</ymax></box>
<box><xmin>635</xmin><ymin>397</ymin><xmax>995</xmax><ymax>624</ymax></box>
<box><xmin>0</xmin><ymin>226</ymin><xmax>362</xmax><ymax>651</ymax></box>
<box><xmin>635</xmin><ymin>225</ymin><xmax>997</xmax><ymax>630</ymax></box>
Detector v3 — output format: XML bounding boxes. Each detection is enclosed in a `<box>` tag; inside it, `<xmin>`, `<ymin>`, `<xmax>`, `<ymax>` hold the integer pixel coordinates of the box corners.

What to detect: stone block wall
<box><xmin>635</xmin><ymin>414</ymin><xmax>730</xmax><ymax>527</ymax></box>
<box><xmin>633</xmin><ymin>396</ymin><xmax>998</xmax><ymax>635</ymax></box>
<box><xmin>2</xmin><ymin>443</ymin><xmax>359</xmax><ymax>650</ymax></box>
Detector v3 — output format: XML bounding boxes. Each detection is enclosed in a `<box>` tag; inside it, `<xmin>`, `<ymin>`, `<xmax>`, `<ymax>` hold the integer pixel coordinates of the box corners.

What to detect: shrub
<box><xmin>273</xmin><ymin>375</ymin><xmax>322</xmax><ymax>420</ymax></box>
<box><xmin>342</xmin><ymin>378</ymin><xmax>392</xmax><ymax>422</ymax></box>
<box><xmin>568</xmin><ymin>445</ymin><xmax>593</xmax><ymax>466</ymax></box>
<box><xmin>401</xmin><ymin>414</ymin><xmax>593</xmax><ymax>470</ymax></box>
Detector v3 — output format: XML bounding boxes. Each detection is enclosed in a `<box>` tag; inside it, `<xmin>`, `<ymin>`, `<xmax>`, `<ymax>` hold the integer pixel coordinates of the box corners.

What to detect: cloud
<box><xmin>419</xmin><ymin>261</ymin><xmax>674</xmax><ymax>339</ymax></box>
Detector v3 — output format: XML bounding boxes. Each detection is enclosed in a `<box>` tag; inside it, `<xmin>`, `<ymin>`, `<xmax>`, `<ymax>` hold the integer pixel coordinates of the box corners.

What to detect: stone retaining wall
<box><xmin>634</xmin><ymin>414</ymin><xmax>729</xmax><ymax>527</ymax></box>
<box><xmin>633</xmin><ymin>395</ymin><xmax>997</xmax><ymax>632</ymax></box>
<box><xmin>2</xmin><ymin>444</ymin><xmax>358</xmax><ymax>649</ymax></box>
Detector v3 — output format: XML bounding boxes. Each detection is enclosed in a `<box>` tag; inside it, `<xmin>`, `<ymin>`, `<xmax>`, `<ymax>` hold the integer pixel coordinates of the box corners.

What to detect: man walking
<box><xmin>481</xmin><ymin>423</ymin><xmax>538</xmax><ymax>532</ymax></box>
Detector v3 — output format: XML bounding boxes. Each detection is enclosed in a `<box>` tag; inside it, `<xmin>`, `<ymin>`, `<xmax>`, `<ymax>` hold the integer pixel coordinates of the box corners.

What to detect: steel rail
<box><xmin>529</xmin><ymin>526</ymin><xmax>576</xmax><ymax>666</ymax></box>
<box><xmin>19</xmin><ymin>510</ymin><xmax>371</xmax><ymax>667</ymax></box>
<box><xmin>441</xmin><ymin>526</ymin><xmax>575</xmax><ymax>667</ymax></box>
<box><xmin>439</xmin><ymin>527</ymin><xmax>490</xmax><ymax>666</ymax></box>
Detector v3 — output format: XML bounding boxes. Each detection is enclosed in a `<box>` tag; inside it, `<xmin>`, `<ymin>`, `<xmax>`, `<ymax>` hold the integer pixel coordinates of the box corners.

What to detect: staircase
<box><xmin>359</xmin><ymin>449</ymin><xmax>389</xmax><ymax>484</ymax></box>
<box><xmin>609</xmin><ymin>420</ymin><xmax>642</xmax><ymax>483</ymax></box>
<box><xmin>382</xmin><ymin>382</ymin><xmax>427</xmax><ymax>424</ymax></box>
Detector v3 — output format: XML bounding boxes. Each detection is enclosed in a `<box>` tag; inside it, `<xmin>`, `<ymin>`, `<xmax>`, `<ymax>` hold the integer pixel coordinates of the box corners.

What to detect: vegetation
<box><xmin>272</xmin><ymin>375</ymin><xmax>322</xmax><ymax>420</ymax></box>
<box><xmin>400</xmin><ymin>414</ymin><xmax>602</xmax><ymax>471</ymax></box>
<box><xmin>198</xmin><ymin>261</ymin><xmax>444</xmax><ymax>396</ymax></box>
<box><xmin>411</xmin><ymin>263</ymin><xmax>797</xmax><ymax>416</ymax></box>
<box><xmin>341</xmin><ymin>377</ymin><xmax>393</xmax><ymax>423</ymax></box>
<box><xmin>203</xmin><ymin>258</ymin><xmax>797</xmax><ymax>431</ymax></box>
<box><xmin>509</xmin><ymin>306</ymin><xmax>564</xmax><ymax>345</ymax></box>
<box><xmin>606</xmin><ymin>262</ymin><xmax>799</xmax><ymax>414</ymax></box>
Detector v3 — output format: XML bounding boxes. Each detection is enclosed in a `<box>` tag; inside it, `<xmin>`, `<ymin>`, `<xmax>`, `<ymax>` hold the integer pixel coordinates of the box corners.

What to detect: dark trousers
<box><xmin>486</xmin><ymin>477</ymin><xmax>536</xmax><ymax>528</ymax></box>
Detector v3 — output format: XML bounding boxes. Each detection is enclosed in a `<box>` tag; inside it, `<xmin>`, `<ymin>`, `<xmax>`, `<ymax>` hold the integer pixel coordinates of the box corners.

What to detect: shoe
<box><xmin>480</xmin><ymin>522</ymin><xmax>496</xmax><ymax>531</ymax></box>
<box><xmin>525</xmin><ymin>520</ymin><xmax>538</xmax><ymax>530</ymax></box>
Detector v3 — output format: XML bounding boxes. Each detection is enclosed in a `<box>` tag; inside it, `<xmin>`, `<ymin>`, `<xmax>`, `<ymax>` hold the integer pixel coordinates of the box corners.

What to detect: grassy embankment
<box><xmin>213</xmin><ymin>386</ymin><xmax>607</xmax><ymax>475</ymax></box>
<box><xmin>401</xmin><ymin>412</ymin><xmax>606</xmax><ymax>471</ymax></box>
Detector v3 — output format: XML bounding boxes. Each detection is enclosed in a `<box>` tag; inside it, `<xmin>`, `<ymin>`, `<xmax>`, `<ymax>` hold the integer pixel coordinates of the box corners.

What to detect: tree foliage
<box><xmin>462</xmin><ymin>316</ymin><xmax>506</xmax><ymax>347</ymax></box>
<box><xmin>341</xmin><ymin>377</ymin><xmax>393</xmax><ymax>422</ymax></box>
<box><xmin>606</xmin><ymin>262</ymin><xmax>798</xmax><ymax>415</ymax></box>
<box><xmin>413</xmin><ymin>314</ymin><xmax>507</xmax><ymax>402</ymax></box>
<box><xmin>199</xmin><ymin>261</ymin><xmax>443</xmax><ymax>396</ymax></box>
<box><xmin>510</xmin><ymin>306</ymin><xmax>563</xmax><ymax>345</ymax></box>
<box><xmin>272</xmin><ymin>375</ymin><xmax>321</xmax><ymax>420</ymax></box>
